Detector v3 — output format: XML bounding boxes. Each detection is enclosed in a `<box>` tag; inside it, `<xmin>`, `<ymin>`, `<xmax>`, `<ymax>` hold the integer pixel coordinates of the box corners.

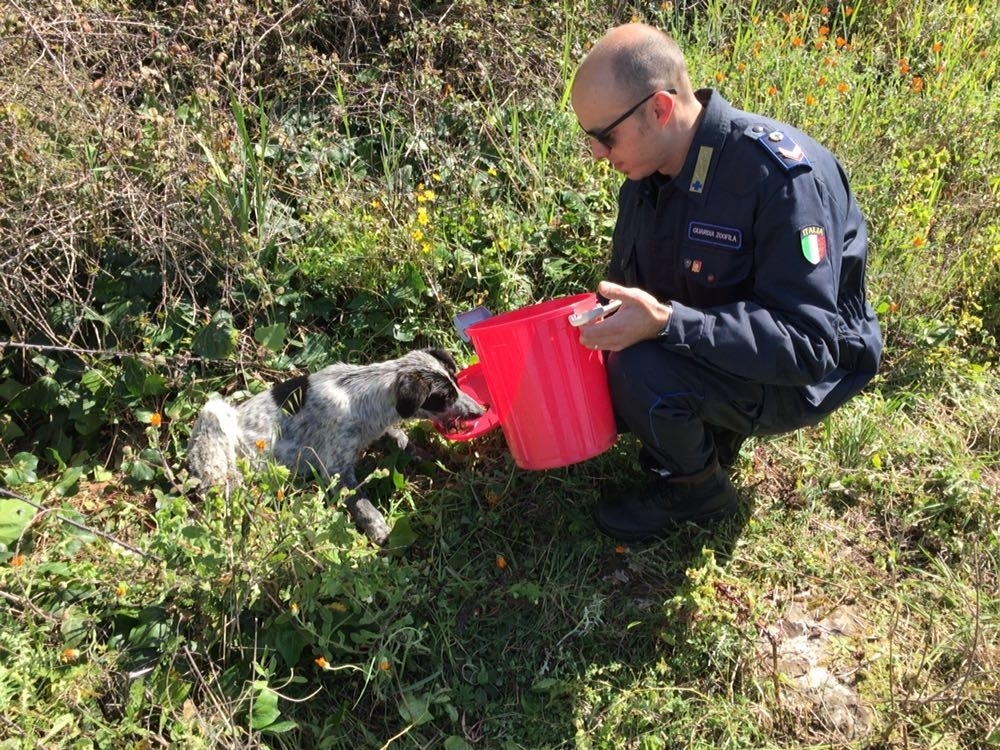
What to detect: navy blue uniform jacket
<box><xmin>609</xmin><ymin>89</ymin><xmax>882</xmax><ymax>418</ymax></box>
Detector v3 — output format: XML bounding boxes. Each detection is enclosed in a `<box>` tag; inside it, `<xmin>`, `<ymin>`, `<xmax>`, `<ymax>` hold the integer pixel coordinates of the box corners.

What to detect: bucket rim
<box><xmin>466</xmin><ymin>292</ymin><xmax>597</xmax><ymax>336</ymax></box>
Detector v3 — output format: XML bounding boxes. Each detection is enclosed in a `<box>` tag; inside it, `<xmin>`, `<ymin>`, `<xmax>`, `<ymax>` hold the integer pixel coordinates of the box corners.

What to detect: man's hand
<box><xmin>577</xmin><ymin>281</ymin><xmax>672</xmax><ymax>352</ymax></box>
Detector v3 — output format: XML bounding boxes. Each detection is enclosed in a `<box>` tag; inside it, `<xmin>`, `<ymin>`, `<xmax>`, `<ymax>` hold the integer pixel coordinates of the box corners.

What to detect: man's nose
<box><xmin>590</xmin><ymin>140</ymin><xmax>610</xmax><ymax>159</ymax></box>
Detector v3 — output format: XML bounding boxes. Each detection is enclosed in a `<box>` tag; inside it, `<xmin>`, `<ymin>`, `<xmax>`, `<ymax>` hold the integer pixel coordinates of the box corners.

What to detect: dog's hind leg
<box><xmin>188</xmin><ymin>398</ymin><xmax>244</xmax><ymax>490</ymax></box>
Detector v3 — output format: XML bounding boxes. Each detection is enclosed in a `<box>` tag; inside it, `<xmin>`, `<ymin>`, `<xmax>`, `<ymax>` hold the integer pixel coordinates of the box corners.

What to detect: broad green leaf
<box><xmin>4</xmin><ymin>453</ymin><xmax>38</xmax><ymax>486</ymax></box>
<box><xmin>254</xmin><ymin>323</ymin><xmax>288</xmax><ymax>354</ymax></box>
<box><xmin>250</xmin><ymin>687</ymin><xmax>281</xmax><ymax>730</ymax></box>
<box><xmin>387</xmin><ymin>515</ymin><xmax>418</xmax><ymax>551</ymax></box>
<box><xmin>272</xmin><ymin>624</ymin><xmax>311</xmax><ymax>667</ymax></box>
<box><xmin>261</xmin><ymin>720</ymin><xmax>298</xmax><ymax>734</ymax></box>
<box><xmin>191</xmin><ymin>311</ymin><xmax>237</xmax><ymax>360</ymax></box>
<box><xmin>0</xmin><ymin>497</ymin><xmax>36</xmax><ymax>544</ymax></box>
<box><xmin>53</xmin><ymin>467</ymin><xmax>84</xmax><ymax>497</ymax></box>
<box><xmin>397</xmin><ymin>691</ymin><xmax>433</xmax><ymax>726</ymax></box>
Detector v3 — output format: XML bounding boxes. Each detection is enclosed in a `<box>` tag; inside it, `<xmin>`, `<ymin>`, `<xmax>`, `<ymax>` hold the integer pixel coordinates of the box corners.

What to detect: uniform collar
<box><xmin>665</xmin><ymin>88</ymin><xmax>732</xmax><ymax>205</ymax></box>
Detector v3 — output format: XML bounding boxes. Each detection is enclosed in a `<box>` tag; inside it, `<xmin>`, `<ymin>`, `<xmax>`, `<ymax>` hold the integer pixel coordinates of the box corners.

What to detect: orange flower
<box><xmin>836</xmin><ymin>36</ymin><xmax>848</xmax><ymax>48</ymax></box>
<box><xmin>62</xmin><ymin>648</ymin><xmax>80</xmax><ymax>663</ymax></box>
<box><xmin>845</xmin><ymin>5</ymin><xmax>854</xmax><ymax>15</ymax></box>
<box><xmin>256</xmin><ymin>439</ymin><xmax>267</xmax><ymax>452</ymax></box>
<box><xmin>817</xmin><ymin>75</ymin><xmax>828</xmax><ymax>86</ymax></box>
<box><xmin>792</xmin><ymin>36</ymin><xmax>804</xmax><ymax>47</ymax></box>
<box><xmin>932</xmin><ymin>41</ymin><xmax>943</xmax><ymax>54</ymax></box>
<box><xmin>715</xmin><ymin>71</ymin><xmax>726</xmax><ymax>83</ymax></box>
<box><xmin>837</xmin><ymin>82</ymin><xmax>851</xmax><ymax>94</ymax></box>
<box><xmin>899</xmin><ymin>58</ymin><xmax>911</xmax><ymax>74</ymax></box>
<box><xmin>912</xmin><ymin>76</ymin><xmax>925</xmax><ymax>93</ymax></box>
<box><xmin>496</xmin><ymin>555</ymin><xmax>508</xmax><ymax>570</ymax></box>
<box><xmin>115</xmin><ymin>584</ymin><xmax>128</xmax><ymax>597</ymax></box>
<box><xmin>150</xmin><ymin>412</ymin><xmax>163</xmax><ymax>428</ymax></box>
<box><xmin>10</xmin><ymin>554</ymin><xmax>25</xmax><ymax>567</ymax></box>
<box><xmin>806</xmin><ymin>94</ymin><xmax>818</xmax><ymax>106</ymax></box>
<box><xmin>379</xmin><ymin>660</ymin><xmax>391</xmax><ymax>671</ymax></box>
<box><xmin>315</xmin><ymin>656</ymin><xmax>330</xmax><ymax>670</ymax></box>
<box><xmin>615</xmin><ymin>545</ymin><xmax>628</xmax><ymax>554</ymax></box>
<box><xmin>914</xmin><ymin>236</ymin><xmax>926</xmax><ymax>248</ymax></box>
<box><xmin>819</xmin><ymin>25</ymin><xmax>830</xmax><ymax>37</ymax></box>
<box><xmin>768</xmin><ymin>85</ymin><xmax>779</xmax><ymax>96</ymax></box>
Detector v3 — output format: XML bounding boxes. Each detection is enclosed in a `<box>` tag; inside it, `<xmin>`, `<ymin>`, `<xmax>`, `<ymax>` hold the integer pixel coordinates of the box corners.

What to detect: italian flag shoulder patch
<box><xmin>800</xmin><ymin>225</ymin><xmax>828</xmax><ymax>265</ymax></box>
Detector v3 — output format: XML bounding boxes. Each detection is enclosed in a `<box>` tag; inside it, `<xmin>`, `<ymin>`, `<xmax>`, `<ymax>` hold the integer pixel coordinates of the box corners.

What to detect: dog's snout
<box><xmin>454</xmin><ymin>388</ymin><xmax>487</xmax><ymax>419</ymax></box>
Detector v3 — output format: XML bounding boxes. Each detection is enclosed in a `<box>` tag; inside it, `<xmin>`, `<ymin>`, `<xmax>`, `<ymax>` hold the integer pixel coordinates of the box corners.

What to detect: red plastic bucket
<box><xmin>466</xmin><ymin>293</ymin><xmax>617</xmax><ymax>470</ymax></box>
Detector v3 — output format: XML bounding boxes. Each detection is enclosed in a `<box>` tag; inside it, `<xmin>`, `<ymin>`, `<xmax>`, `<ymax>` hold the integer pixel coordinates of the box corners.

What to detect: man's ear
<box><xmin>653</xmin><ymin>90</ymin><xmax>675</xmax><ymax>126</ymax></box>
<box><xmin>395</xmin><ymin>370</ymin><xmax>432</xmax><ymax>418</ymax></box>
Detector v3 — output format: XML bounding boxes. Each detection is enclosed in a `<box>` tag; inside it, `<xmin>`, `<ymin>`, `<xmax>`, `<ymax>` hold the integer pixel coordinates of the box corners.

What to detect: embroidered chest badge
<box><xmin>688</xmin><ymin>221</ymin><xmax>743</xmax><ymax>251</ymax></box>
<box><xmin>800</xmin><ymin>225</ymin><xmax>828</xmax><ymax>264</ymax></box>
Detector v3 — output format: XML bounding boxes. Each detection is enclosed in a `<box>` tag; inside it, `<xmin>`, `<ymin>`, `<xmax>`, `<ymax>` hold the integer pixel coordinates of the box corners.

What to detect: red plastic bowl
<box><xmin>434</xmin><ymin>363</ymin><xmax>499</xmax><ymax>441</ymax></box>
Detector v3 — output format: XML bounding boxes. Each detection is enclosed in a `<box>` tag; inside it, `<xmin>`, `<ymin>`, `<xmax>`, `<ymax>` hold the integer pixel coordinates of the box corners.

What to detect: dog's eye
<box><xmin>420</xmin><ymin>390</ymin><xmax>453</xmax><ymax>413</ymax></box>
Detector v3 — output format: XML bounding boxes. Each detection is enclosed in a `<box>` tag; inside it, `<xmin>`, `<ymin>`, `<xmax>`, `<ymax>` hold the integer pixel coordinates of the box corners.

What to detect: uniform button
<box><xmin>768</xmin><ymin>131</ymin><xmax>784</xmax><ymax>142</ymax></box>
<box><xmin>751</xmin><ymin>125</ymin><xmax>765</xmax><ymax>133</ymax></box>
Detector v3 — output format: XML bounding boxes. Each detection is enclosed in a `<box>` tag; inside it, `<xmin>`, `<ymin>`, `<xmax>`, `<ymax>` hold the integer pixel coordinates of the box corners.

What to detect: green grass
<box><xmin>1</xmin><ymin>1</ymin><xmax>999</xmax><ymax>748</ymax></box>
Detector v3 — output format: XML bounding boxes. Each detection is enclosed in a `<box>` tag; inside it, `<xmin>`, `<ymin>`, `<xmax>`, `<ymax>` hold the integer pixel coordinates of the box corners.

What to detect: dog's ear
<box><xmin>394</xmin><ymin>370</ymin><xmax>433</xmax><ymax>418</ymax></box>
<box><xmin>421</xmin><ymin>347</ymin><xmax>458</xmax><ymax>375</ymax></box>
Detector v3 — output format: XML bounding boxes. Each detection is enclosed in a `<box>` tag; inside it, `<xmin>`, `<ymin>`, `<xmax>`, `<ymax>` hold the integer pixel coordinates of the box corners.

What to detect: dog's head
<box><xmin>394</xmin><ymin>347</ymin><xmax>486</xmax><ymax>426</ymax></box>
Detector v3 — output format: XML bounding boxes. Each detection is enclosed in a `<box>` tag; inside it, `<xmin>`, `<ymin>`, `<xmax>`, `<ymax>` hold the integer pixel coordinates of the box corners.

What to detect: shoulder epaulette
<box><xmin>746</xmin><ymin>124</ymin><xmax>812</xmax><ymax>172</ymax></box>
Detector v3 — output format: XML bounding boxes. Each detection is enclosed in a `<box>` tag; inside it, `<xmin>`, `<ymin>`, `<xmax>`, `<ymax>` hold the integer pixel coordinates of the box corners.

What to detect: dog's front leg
<box><xmin>334</xmin><ymin>470</ymin><xmax>391</xmax><ymax>547</ymax></box>
<box><xmin>382</xmin><ymin>425</ymin><xmax>432</xmax><ymax>463</ymax></box>
<box><xmin>346</xmin><ymin>494</ymin><xmax>391</xmax><ymax>546</ymax></box>
<box><xmin>383</xmin><ymin>425</ymin><xmax>409</xmax><ymax>451</ymax></box>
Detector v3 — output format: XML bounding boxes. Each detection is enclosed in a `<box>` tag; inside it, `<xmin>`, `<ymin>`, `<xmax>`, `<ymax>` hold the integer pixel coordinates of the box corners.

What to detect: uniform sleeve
<box><xmin>663</xmin><ymin>172</ymin><xmax>846</xmax><ymax>386</ymax></box>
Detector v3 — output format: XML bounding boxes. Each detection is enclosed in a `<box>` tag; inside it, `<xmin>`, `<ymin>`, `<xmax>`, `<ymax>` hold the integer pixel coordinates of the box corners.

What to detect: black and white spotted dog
<box><xmin>187</xmin><ymin>347</ymin><xmax>484</xmax><ymax>545</ymax></box>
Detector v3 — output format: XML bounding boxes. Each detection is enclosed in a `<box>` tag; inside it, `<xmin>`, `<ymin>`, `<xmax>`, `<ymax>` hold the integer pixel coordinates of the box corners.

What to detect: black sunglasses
<box><xmin>584</xmin><ymin>88</ymin><xmax>677</xmax><ymax>149</ymax></box>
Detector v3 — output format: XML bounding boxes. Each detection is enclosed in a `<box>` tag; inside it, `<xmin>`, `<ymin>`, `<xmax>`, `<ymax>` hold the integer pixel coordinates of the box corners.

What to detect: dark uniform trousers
<box><xmin>607</xmin><ymin>342</ymin><xmax>826</xmax><ymax>475</ymax></box>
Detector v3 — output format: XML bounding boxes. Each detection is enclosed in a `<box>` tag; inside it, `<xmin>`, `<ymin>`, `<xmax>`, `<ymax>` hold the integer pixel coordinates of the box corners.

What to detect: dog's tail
<box><xmin>187</xmin><ymin>397</ymin><xmax>244</xmax><ymax>490</ymax></box>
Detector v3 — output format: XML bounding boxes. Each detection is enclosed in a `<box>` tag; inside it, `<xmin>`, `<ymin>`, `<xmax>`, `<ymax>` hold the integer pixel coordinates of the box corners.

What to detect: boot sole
<box><xmin>592</xmin><ymin>499</ymin><xmax>739</xmax><ymax>543</ymax></box>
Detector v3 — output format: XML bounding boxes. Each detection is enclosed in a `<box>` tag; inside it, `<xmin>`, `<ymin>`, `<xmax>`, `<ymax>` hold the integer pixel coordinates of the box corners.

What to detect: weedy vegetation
<box><xmin>1</xmin><ymin>0</ymin><xmax>998</xmax><ymax>748</ymax></box>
